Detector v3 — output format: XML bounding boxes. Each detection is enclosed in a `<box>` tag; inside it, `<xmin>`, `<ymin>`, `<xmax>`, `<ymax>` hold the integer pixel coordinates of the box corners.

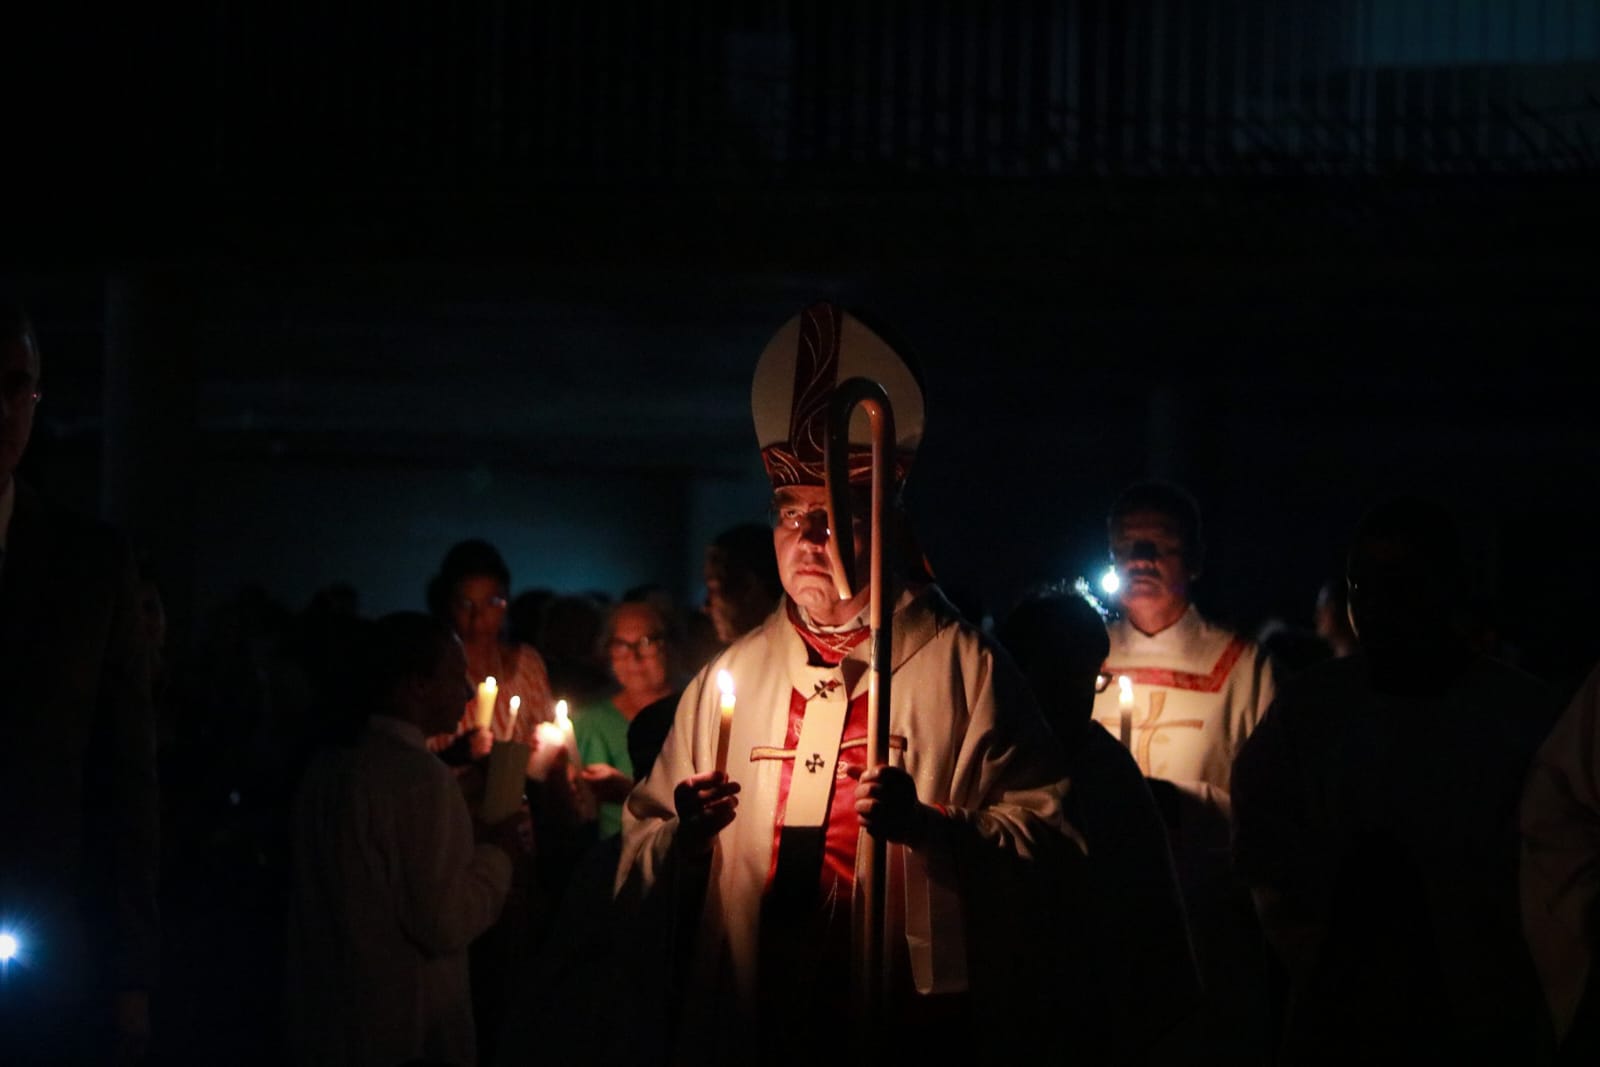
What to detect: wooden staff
<box><xmin>823</xmin><ymin>376</ymin><xmax>896</xmax><ymax>1025</ymax></box>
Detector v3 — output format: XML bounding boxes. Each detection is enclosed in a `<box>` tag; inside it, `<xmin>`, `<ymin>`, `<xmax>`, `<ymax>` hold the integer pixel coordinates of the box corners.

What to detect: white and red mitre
<box><xmin>751</xmin><ymin>302</ymin><xmax>926</xmax><ymax>489</ymax></box>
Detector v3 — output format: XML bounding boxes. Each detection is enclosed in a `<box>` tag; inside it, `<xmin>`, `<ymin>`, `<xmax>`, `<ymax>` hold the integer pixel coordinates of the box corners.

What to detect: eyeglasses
<box><xmin>452</xmin><ymin>594</ymin><xmax>507</xmax><ymax>613</ymax></box>
<box><xmin>769</xmin><ymin>500</ymin><xmax>869</xmax><ymax>533</ymax></box>
<box><xmin>609</xmin><ymin>633</ymin><xmax>666</xmax><ymax>658</ymax></box>
<box><xmin>1094</xmin><ymin>672</ymin><xmax>1114</xmax><ymax>694</ymax></box>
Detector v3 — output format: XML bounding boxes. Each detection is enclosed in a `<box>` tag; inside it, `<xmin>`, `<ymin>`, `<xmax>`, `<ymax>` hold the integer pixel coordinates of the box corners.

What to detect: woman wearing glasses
<box><xmin>425</xmin><ymin>539</ymin><xmax>555</xmax><ymax>757</ymax></box>
<box><xmin>575</xmin><ymin>599</ymin><xmax>682</xmax><ymax>838</ymax></box>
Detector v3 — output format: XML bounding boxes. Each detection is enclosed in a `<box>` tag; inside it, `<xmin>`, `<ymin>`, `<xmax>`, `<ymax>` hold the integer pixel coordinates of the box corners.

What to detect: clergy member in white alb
<box><xmin>1090</xmin><ymin>479</ymin><xmax>1274</xmax><ymax>807</ymax></box>
<box><xmin>1089</xmin><ymin>478</ymin><xmax>1277</xmax><ymax>1063</ymax></box>
<box><xmin>615</xmin><ymin>302</ymin><xmax>1079</xmax><ymax>1064</ymax></box>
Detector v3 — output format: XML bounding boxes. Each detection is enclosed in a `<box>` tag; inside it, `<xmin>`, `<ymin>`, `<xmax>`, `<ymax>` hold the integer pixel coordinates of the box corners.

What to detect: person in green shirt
<box><xmin>575</xmin><ymin>599</ymin><xmax>680</xmax><ymax>837</ymax></box>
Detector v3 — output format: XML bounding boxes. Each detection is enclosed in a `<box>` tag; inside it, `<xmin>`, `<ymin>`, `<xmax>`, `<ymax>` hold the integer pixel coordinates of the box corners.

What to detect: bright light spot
<box><xmin>1100</xmin><ymin>568</ymin><xmax>1121</xmax><ymax>595</ymax></box>
<box><xmin>509</xmin><ymin>695</ymin><xmax>521</xmax><ymax>715</ymax></box>
<box><xmin>0</xmin><ymin>933</ymin><xmax>18</xmax><ymax>962</ymax></box>
<box><xmin>554</xmin><ymin>699</ymin><xmax>569</xmax><ymax>727</ymax></box>
<box><xmin>1118</xmin><ymin>675</ymin><xmax>1135</xmax><ymax>706</ymax></box>
<box><xmin>1071</xmin><ymin>578</ymin><xmax>1110</xmax><ymax>620</ymax></box>
<box><xmin>716</xmin><ymin>669</ymin><xmax>734</xmax><ymax>698</ymax></box>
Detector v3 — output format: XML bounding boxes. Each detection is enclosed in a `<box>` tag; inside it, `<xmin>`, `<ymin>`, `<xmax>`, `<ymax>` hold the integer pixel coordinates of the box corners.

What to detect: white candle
<box><xmin>530</xmin><ymin>720</ymin><xmax>564</xmax><ymax>781</ymax></box>
<box><xmin>474</xmin><ymin>675</ymin><xmax>498</xmax><ymax>732</ymax></box>
<box><xmin>1117</xmin><ymin>675</ymin><xmax>1134</xmax><ymax>749</ymax></box>
<box><xmin>554</xmin><ymin>699</ymin><xmax>580</xmax><ymax>767</ymax></box>
<box><xmin>714</xmin><ymin>669</ymin><xmax>736</xmax><ymax>774</ymax></box>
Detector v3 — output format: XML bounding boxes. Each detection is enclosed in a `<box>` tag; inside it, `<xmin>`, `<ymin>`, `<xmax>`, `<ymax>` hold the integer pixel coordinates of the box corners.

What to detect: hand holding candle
<box><xmin>714</xmin><ymin>669</ymin><xmax>736</xmax><ymax>775</ymax></box>
<box><xmin>529</xmin><ymin>699</ymin><xmax>579</xmax><ymax>781</ymax></box>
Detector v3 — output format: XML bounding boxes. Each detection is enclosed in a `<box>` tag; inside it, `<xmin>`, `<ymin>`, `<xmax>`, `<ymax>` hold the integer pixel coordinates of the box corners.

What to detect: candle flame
<box><xmin>483</xmin><ymin>676</ymin><xmax>497</xmax><ymax>689</ymax></box>
<box><xmin>1117</xmin><ymin>675</ymin><xmax>1134</xmax><ymax>707</ymax></box>
<box><xmin>717</xmin><ymin>669</ymin><xmax>734</xmax><ymax>697</ymax></box>
<box><xmin>509</xmin><ymin>694</ymin><xmax>521</xmax><ymax>716</ymax></box>
<box><xmin>555</xmin><ymin>699</ymin><xmax>569</xmax><ymax>726</ymax></box>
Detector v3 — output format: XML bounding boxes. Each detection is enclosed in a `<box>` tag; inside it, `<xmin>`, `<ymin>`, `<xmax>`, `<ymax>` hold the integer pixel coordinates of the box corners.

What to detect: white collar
<box><xmin>794</xmin><ymin>602</ymin><xmax>870</xmax><ymax>635</ymax></box>
<box><xmin>1122</xmin><ymin>603</ymin><xmax>1201</xmax><ymax>646</ymax></box>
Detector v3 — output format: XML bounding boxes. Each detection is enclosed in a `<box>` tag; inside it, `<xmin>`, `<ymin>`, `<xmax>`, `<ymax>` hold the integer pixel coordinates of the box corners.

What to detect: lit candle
<box><xmin>530</xmin><ymin>699</ymin><xmax>579</xmax><ymax>781</ymax></box>
<box><xmin>508</xmin><ymin>694</ymin><xmax>522</xmax><ymax>730</ymax></box>
<box><xmin>475</xmin><ymin>675</ymin><xmax>498</xmax><ymax>733</ymax></box>
<box><xmin>1117</xmin><ymin>675</ymin><xmax>1134</xmax><ymax>749</ymax></box>
<box><xmin>714</xmin><ymin>669</ymin><xmax>736</xmax><ymax>774</ymax></box>
<box><xmin>555</xmin><ymin>698</ymin><xmax>580</xmax><ymax>767</ymax></box>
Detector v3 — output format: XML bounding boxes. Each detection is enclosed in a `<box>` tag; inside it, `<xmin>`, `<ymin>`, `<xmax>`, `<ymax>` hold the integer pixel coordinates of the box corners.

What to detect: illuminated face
<box><xmin>0</xmin><ymin>331</ymin><xmax>41</xmax><ymax>484</ymax></box>
<box><xmin>607</xmin><ymin>602</ymin><xmax>670</xmax><ymax>697</ymax></box>
<box><xmin>1110</xmin><ymin>509</ymin><xmax>1193</xmax><ymax>617</ymax></box>
<box><xmin>450</xmin><ymin>575</ymin><xmax>508</xmax><ymax>644</ymax></box>
<box><xmin>771</xmin><ymin>485</ymin><xmax>870</xmax><ymax>626</ymax></box>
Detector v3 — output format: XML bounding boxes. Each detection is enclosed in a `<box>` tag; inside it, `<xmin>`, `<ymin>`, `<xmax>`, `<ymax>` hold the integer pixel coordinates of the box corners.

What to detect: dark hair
<box><xmin>1107</xmin><ymin>479</ymin><xmax>1205</xmax><ymax>568</ymax></box>
<box><xmin>426</xmin><ymin>539</ymin><xmax>511</xmax><ymax>619</ymax></box>
<box><xmin>711</xmin><ymin>522</ymin><xmax>783</xmax><ymax>600</ymax></box>
<box><xmin>627</xmin><ymin>694</ymin><xmax>678</xmax><ymax>783</ymax></box>
<box><xmin>367</xmin><ymin>612</ymin><xmax>456</xmax><ymax>706</ymax></box>
<box><xmin>998</xmin><ymin>583</ymin><xmax>1110</xmax><ymax>683</ymax></box>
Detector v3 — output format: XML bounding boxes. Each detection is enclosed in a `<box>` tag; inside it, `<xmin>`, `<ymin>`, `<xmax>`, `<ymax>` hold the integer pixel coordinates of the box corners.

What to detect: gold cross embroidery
<box><xmin>1133</xmin><ymin>691</ymin><xmax>1204</xmax><ymax>777</ymax></box>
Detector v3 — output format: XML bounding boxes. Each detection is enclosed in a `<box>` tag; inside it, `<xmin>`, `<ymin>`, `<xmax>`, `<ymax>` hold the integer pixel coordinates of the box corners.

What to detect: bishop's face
<box><xmin>772</xmin><ymin>485</ymin><xmax>871</xmax><ymax>628</ymax></box>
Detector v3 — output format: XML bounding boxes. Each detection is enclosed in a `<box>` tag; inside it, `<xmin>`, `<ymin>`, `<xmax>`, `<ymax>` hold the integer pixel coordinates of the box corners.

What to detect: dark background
<box><xmin>6</xmin><ymin>0</ymin><xmax>1600</xmax><ymax>691</ymax></box>
<box><xmin>5</xmin><ymin>4</ymin><xmax>1600</xmax><ymax>1061</ymax></box>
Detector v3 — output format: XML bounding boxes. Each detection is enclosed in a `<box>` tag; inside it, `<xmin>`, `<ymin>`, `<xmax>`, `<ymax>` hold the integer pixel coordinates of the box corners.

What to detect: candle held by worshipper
<box><xmin>555</xmin><ymin>698</ymin><xmax>580</xmax><ymax>766</ymax></box>
<box><xmin>475</xmin><ymin>675</ymin><xmax>497</xmax><ymax>732</ymax></box>
<box><xmin>715</xmin><ymin>669</ymin><xmax>736</xmax><ymax>774</ymax></box>
<box><xmin>530</xmin><ymin>699</ymin><xmax>578</xmax><ymax>781</ymax></box>
<box><xmin>1118</xmin><ymin>674</ymin><xmax>1134</xmax><ymax>749</ymax></box>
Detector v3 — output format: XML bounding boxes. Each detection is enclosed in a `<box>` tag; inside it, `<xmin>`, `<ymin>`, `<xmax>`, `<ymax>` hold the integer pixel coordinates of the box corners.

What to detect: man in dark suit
<box><xmin>0</xmin><ymin>302</ymin><xmax>159</xmax><ymax>1063</ymax></box>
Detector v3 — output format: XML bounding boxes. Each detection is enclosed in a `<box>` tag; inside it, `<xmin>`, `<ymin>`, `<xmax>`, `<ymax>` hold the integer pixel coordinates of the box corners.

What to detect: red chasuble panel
<box><xmin>765</xmin><ymin>686</ymin><xmax>871</xmax><ymax>900</ymax></box>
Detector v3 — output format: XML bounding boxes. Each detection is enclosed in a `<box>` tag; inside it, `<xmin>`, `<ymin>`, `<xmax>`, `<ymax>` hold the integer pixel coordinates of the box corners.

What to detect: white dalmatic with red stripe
<box><xmin>1091</xmin><ymin>605</ymin><xmax>1275</xmax><ymax>799</ymax></box>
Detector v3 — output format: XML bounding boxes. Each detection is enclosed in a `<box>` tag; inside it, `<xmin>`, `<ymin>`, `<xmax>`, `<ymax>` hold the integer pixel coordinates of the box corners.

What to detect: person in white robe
<box><xmin>615</xmin><ymin>303</ymin><xmax>1079</xmax><ymax>1064</ymax></box>
<box><xmin>1089</xmin><ymin>478</ymin><xmax>1276</xmax><ymax>1063</ymax></box>
<box><xmin>286</xmin><ymin>612</ymin><xmax>520</xmax><ymax>1067</ymax></box>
